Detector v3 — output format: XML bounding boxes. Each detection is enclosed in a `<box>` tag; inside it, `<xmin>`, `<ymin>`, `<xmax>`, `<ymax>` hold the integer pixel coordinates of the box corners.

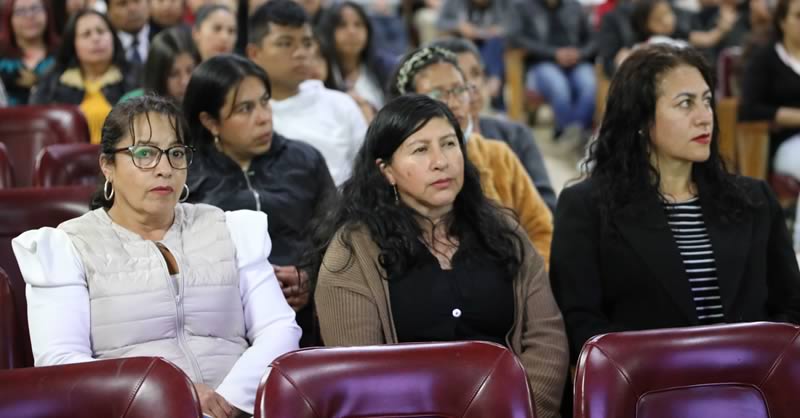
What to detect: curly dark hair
<box><xmin>305</xmin><ymin>94</ymin><xmax>523</xmax><ymax>283</ymax></box>
<box><xmin>584</xmin><ymin>44</ymin><xmax>754</xmax><ymax>227</ymax></box>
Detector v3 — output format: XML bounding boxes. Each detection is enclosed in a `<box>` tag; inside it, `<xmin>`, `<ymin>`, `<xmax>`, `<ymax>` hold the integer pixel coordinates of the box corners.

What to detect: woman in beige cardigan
<box><xmin>311</xmin><ymin>94</ymin><xmax>569</xmax><ymax>418</ymax></box>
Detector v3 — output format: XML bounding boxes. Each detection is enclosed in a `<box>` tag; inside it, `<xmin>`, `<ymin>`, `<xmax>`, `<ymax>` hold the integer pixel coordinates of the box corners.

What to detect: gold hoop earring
<box><xmin>103</xmin><ymin>179</ymin><xmax>114</xmax><ymax>200</ymax></box>
<box><xmin>179</xmin><ymin>184</ymin><xmax>190</xmax><ymax>203</ymax></box>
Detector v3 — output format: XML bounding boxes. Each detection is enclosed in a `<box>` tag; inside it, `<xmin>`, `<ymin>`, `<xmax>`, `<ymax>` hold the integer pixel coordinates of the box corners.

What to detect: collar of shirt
<box><xmin>117</xmin><ymin>25</ymin><xmax>150</xmax><ymax>61</ymax></box>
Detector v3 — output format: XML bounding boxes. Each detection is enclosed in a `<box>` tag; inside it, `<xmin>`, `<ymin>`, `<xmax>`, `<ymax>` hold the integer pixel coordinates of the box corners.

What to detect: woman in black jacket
<box><xmin>184</xmin><ymin>54</ymin><xmax>336</xmax><ymax>346</ymax></box>
<box><xmin>551</xmin><ymin>44</ymin><xmax>800</xmax><ymax>361</ymax></box>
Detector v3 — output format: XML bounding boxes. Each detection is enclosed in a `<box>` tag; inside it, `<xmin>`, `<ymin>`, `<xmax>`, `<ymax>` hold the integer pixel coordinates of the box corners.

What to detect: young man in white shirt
<box><xmin>246</xmin><ymin>0</ymin><xmax>368</xmax><ymax>186</ymax></box>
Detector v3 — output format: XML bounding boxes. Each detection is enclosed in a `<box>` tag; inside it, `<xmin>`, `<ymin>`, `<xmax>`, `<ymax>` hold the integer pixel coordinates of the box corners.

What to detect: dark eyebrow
<box><xmin>673</xmin><ymin>89</ymin><xmax>712</xmax><ymax>100</ymax></box>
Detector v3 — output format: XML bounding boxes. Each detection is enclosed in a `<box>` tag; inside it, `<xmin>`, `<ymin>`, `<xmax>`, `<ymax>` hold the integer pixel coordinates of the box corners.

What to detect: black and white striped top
<box><xmin>664</xmin><ymin>197</ymin><xmax>725</xmax><ymax>324</ymax></box>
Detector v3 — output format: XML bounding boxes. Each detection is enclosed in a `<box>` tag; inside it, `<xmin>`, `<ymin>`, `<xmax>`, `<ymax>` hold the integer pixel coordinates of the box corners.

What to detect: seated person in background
<box><xmin>507</xmin><ymin>0</ymin><xmax>596</xmax><ymax>144</ymax></box>
<box><xmin>246</xmin><ymin>0</ymin><xmax>368</xmax><ymax>186</ymax></box>
<box><xmin>12</xmin><ymin>95</ymin><xmax>301</xmax><ymax>418</ymax></box>
<box><xmin>631</xmin><ymin>0</ymin><xmax>689</xmax><ymax>46</ymax></box>
<box><xmin>0</xmin><ymin>0</ymin><xmax>59</xmax><ymax>106</ymax></box>
<box><xmin>311</xmin><ymin>95</ymin><xmax>568</xmax><ymax>418</ymax></box>
<box><xmin>120</xmin><ymin>25</ymin><xmax>199</xmax><ymax>104</ymax></box>
<box><xmin>739</xmin><ymin>0</ymin><xmax>800</xmax><ymax>175</ymax></box>
<box><xmin>185</xmin><ymin>54</ymin><xmax>335</xmax><ymax>346</ymax></box>
<box><xmin>388</xmin><ymin>46</ymin><xmax>554</xmax><ymax>264</ymax></box>
<box><xmin>597</xmin><ymin>0</ymin><xmax>638</xmax><ymax>79</ymax></box>
<box><xmin>31</xmin><ymin>9</ymin><xmax>137</xmax><ymax>144</ymax></box>
<box><xmin>343</xmin><ymin>0</ymin><xmax>408</xmax><ymax>58</ymax></box>
<box><xmin>105</xmin><ymin>0</ymin><xmax>152</xmax><ymax>71</ymax></box>
<box><xmin>316</xmin><ymin>2</ymin><xmax>398</xmax><ymax>110</ymax></box>
<box><xmin>150</xmin><ymin>0</ymin><xmax>187</xmax><ymax>29</ymax></box>
<box><xmin>192</xmin><ymin>4</ymin><xmax>237</xmax><ymax>61</ymax></box>
<box><xmin>551</xmin><ymin>44</ymin><xmax>800</xmax><ymax>363</ymax></box>
<box><xmin>436</xmin><ymin>0</ymin><xmax>507</xmax><ymax>104</ymax></box>
<box><xmin>185</xmin><ymin>0</ymin><xmax>238</xmax><ymax>24</ymax></box>
<box><xmin>432</xmin><ymin>37</ymin><xmax>557</xmax><ymax>212</ymax></box>
<box><xmin>689</xmin><ymin>0</ymin><xmax>750</xmax><ymax>68</ymax></box>
<box><xmin>309</xmin><ymin>34</ymin><xmax>376</xmax><ymax>123</ymax></box>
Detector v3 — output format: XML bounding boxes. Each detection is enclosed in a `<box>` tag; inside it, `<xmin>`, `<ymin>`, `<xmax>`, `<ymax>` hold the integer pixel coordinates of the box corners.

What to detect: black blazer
<box><xmin>550</xmin><ymin>176</ymin><xmax>800</xmax><ymax>360</ymax></box>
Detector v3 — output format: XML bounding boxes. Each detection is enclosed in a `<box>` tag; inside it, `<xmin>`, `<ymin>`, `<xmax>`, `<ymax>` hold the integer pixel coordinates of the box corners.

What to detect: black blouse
<box><xmin>389</xmin><ymin>242</ymin><xmax>514</xmax><ymax>346</ymax></box>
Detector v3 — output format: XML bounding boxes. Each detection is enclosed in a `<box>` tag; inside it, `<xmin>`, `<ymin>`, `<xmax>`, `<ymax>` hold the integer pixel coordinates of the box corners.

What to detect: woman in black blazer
<box><xmin>551</xmin><ymin>44</ymin><xmax>800</xmax><ymax>361</ymax></box>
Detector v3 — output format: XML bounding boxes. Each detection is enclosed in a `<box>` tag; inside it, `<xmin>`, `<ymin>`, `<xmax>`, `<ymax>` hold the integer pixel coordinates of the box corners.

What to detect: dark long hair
<box><xmin>183</xmin><ymin>54</ymin><xmax>272</xmax><ymax>154</ymax></box>
<box><xmin>773</xmin><ymin>0</ymin><xmax>793</xmax><ymax>41</ymax></box>
<box><xmin>143</xmin><ymin>26</ymin><xmax>199</xmax><ymax>98</ymax></box>
<box><xmin>91</xmin><ymin>95</ymin><xmax>191</xmax><ymax>209</ymax></box>
<box><xmin>316</xmin><ymin>1</ymin><xmax>388</xmax><ymax>91</ymax></box>
<box><xmin>584</xmin><ymin>44</ymin><xmax>752</xmax><ymax>226</ymax></box>
<box><xmin>305</xmin><ymin>94</ymin><xmax>523</xmax><ymax>283</ymax></box>
<box><xmin>52</xmin><ymin>9</ymin><xmax>127</xmax><ymax>74</ymax></box>
<box><xmin>0</xmin><ymin>0</ymin><xmax>60</xmax><ymax>57</ymax></box>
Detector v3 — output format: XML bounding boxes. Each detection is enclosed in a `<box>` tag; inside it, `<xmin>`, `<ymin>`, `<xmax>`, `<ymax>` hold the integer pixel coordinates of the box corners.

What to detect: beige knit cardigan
<box><xmin>315</xmin><ymin>224</ymin><xmax>569</xmax><ymax>418</ymax></box>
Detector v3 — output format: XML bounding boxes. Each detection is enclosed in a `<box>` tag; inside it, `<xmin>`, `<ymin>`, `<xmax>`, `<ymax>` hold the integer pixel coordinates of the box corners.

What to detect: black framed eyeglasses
<box><xmin>424</xmin><ymin>84</ymin><xmax>471</xmax><ymax>103</ymax></box>
<box><xmin>110</xmin><ymin>144</ymin><xmax>195</xmax><ymax>169</ymax></box>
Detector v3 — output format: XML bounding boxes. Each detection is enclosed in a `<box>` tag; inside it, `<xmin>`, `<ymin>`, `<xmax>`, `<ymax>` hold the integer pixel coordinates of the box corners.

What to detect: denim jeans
<box><xmin>526</xmin><ymin>61</ymin><xmax>596</xmax><ymax>131</ymax></box>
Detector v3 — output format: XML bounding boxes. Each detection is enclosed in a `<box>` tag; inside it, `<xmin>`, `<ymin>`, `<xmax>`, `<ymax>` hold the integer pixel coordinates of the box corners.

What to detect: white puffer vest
<box><xmin>58</xmin><ymin>203</ymin><xmax>247</xmax><ymax>388</ymax></box>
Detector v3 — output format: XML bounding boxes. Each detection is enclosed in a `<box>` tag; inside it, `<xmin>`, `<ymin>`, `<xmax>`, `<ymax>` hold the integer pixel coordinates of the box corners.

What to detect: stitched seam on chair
<box><xmin>592</xmin><ymin>344</ymin><xmax>641</xmax><ymax>398</ymax></box>
<box><xmin>120</xmin><ymin>359</ymin><xmax>156</xmax><ymax>418</ymax></box>
<box><xmin>458</xmin><ymin>351</ymin><xmax>505</xmax><ymax>418</ymax></box>
<box><xmin>759</xmin><ymin>328</ymin><xmax>800</xmax><ymax>388</ymax></box>
<box><xmin>636</xmin><ymin>383</ymin><xmax>769</xmax><ymax>417</ymax></box>
<box><xmin>272</xmin><ymin>365</ymin><xmax>322</xmax><ymax>418</ymax></box>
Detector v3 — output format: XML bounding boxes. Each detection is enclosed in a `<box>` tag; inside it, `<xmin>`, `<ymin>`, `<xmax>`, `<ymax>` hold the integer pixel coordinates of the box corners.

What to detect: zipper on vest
<box><xmin>242</xmin><ymin>169</ymin><xmax>261</xmax><ymax>212</ymax></box>
<box><xmin>154</xmin><ymin>242</ymin><xmax>205</xmax><ymax>383</ymax></box>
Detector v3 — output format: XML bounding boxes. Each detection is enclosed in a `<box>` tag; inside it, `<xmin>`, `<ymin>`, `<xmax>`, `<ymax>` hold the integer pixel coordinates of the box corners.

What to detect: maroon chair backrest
<box><xmin>574</xmin><ymin>322</ymin><xmax>800</xmax><ymax>418</ymax></box>
<box><xmin>256</xmin><ymin>341</ymin><xmax>535</xmax><ymax>418</ymax></box>
<box><xmin>0</xmin><ymin>267</ymin><xmax>17</xmax><ymax>370</ymax></box>
<box><xmin>0</xmin><ymin>357</ymin><xmax>202</xmax><ymax>418</ymax></box>
<box><xmin>33</xmin><ymin>143</ymin><xmax>101</xmax><ymax>187</ymax></box>
<box><xmin>716</xmin><ymin>46</ymin><xmax>742</xmax><ymax>98</ymax></box>
<box><xmin>0</xmin><ymin>186</ymin><xmax>94</xmax><ymax>368</ymax></box>
<box><xmin>0</xmin><ymin>143</ymin><xmax>13</xmax><ymax>189</ymax></box>
<box><xmin>0</xmin><ymin>105</ymin><xmax>89</xmax><ymax>187</ymax></box>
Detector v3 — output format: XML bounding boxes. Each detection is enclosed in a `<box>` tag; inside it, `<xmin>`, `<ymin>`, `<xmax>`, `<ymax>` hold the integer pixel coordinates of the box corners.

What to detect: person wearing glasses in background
<box><xmin>12</xmin><ymin>95</ymin><xmax>301</xmax><ymax>418</ymax></box>
<box><xmin>387</xmin><ymin>46</ymin><xmax>555</xmax><ymax>266</ymax></box>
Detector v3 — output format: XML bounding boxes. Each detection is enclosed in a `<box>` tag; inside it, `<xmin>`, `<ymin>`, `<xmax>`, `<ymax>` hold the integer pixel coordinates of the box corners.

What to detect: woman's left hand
<box><xmin>273</xmin><ymin>265</ymin><xmax>310</xmax><ymax>311</ymax></box>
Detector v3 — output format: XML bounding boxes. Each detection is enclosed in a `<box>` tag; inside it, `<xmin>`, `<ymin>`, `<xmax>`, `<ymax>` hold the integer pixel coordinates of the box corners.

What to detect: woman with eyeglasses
<box><xmin>0</xmin><ymin>0</ymin><xmax>59</xmax><ymax>105</ymax></box>
<box><xmin>310</xmin><ymin>95</ymin><xmax>568</xmax><ymax>418</ymax></box>
<box><xmin>12</xmin><ymin>95</ymin><xmax>301</xmax><ymax>418</ymax></box>
<box><xmin>387</xmin><ymin>46</ymin><xmax>555</xmax><ymax>266</ymax></box>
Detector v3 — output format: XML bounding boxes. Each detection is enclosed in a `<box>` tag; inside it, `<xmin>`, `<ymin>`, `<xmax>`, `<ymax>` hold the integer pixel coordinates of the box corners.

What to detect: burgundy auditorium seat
<box><xmin>34</xmin><ymin>143</ymin><xmax>101</xmax><ymax>187</ymax></box>
<box><xmin>0</xmin><ymin>268</ymin><xmax>17</xmax><ymax>370</ymax></box>
<box><xmin>574</xmin><ymin>322</ymin><xmax>800</xmax><ymax>418</ymax></box>
<box><xmin>0</xmin><ymin>143</ymin><xmax>12</xmax><ymax>188</ymax></box>
<box><xmin>0</xmin><ymin>186</ymin><xmax>94</xmax><ymax>368</ymax></box>
<box><xmin>0</xmin><ymin>357</ymin><xmax>202</xmax><ymax>418</ymax></box>
<box><xmin>0</xmin><ymin>105</ymin><xmax>89</xmax><ymax>187</ymax></box>
<box><xmin>256</xmin><ymin>341</ymin><xmax>536</xmax><ymax>418</ymax></box>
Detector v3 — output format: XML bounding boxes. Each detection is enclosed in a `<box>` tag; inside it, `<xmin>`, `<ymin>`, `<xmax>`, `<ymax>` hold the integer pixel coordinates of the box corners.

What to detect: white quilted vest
<box><xmin>59</xmin><ymin>203</ymin><xmax>247</xmax><ymax>388</ymax></box>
